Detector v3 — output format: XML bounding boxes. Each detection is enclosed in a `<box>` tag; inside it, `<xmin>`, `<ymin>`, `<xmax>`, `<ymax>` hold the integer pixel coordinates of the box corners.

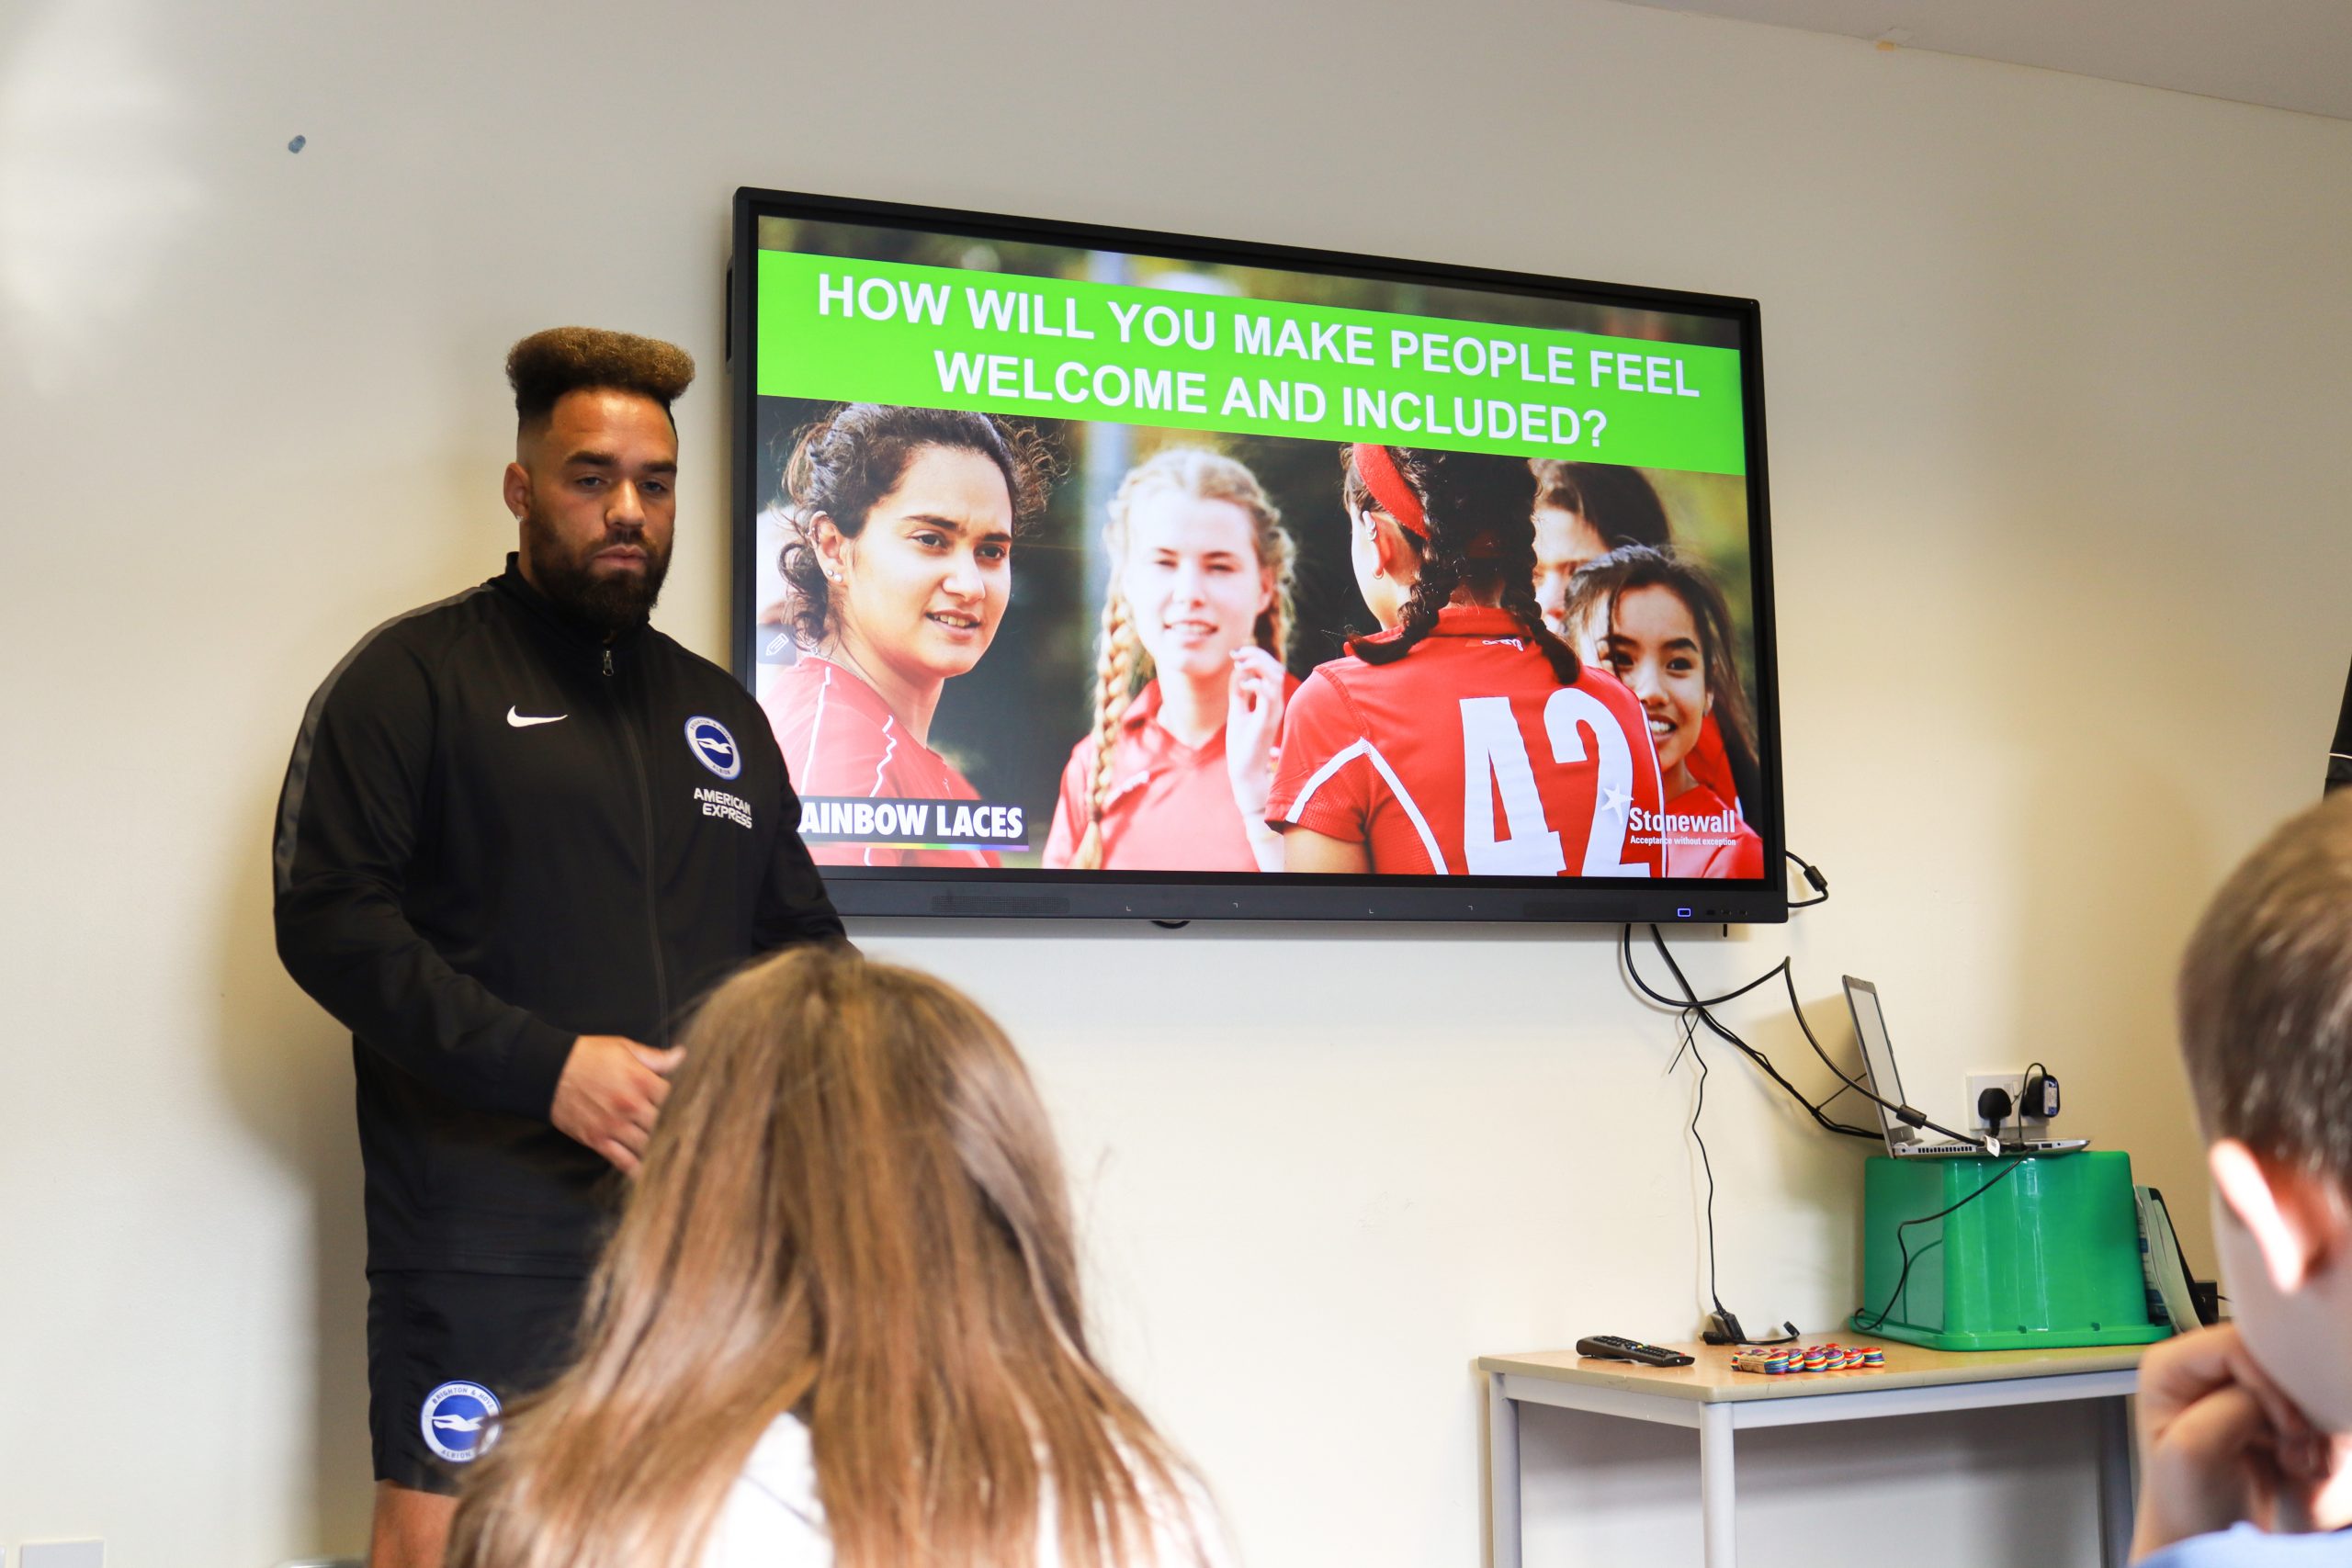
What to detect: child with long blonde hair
<box><xmin>445</xmin><ymin>946</ymin><xmax>1221</xmax><ymax>1568</ymax></box>
<box><xmin>1043</xmin><ymin>447</ymin><xmax>1296</xmax><ymax>873</ymax></box>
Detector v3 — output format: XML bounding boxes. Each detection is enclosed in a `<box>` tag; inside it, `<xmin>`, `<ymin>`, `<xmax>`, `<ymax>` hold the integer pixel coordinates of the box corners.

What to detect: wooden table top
<box><xmin>1477</xmin><ymin>1332</ymin><xmax>2150</xmax><ymax>1404</ymax></box>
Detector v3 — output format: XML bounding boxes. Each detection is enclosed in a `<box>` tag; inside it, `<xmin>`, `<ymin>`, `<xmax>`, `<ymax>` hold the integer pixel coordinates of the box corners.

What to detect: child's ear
<box><xmin>2211</xmin><ymin>1139</ymin><xmax>2352</xmax><ymax>1292</ymax></box>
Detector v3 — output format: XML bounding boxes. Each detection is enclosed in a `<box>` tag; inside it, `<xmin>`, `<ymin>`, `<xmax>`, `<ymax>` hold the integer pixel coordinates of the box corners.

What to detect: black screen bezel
<box><xmin>728</xmin><ymin>186</ymin><xmax>1787</xmax><ymax>925</ymax></box>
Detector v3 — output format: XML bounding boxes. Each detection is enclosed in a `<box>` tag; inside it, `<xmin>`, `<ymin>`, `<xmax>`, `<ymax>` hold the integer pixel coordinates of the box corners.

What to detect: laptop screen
<box><xmin>1842</xmin><ymin>977</ymin><xmax>1909</xmax><ymax>1145</ymax></box>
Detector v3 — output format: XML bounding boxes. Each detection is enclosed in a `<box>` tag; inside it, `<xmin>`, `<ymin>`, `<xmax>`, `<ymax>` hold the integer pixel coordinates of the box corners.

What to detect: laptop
<box><xmin>1842</xmin><ymin>976</ymin><xmax>2088</xmax><ymax>1157</ymax></box>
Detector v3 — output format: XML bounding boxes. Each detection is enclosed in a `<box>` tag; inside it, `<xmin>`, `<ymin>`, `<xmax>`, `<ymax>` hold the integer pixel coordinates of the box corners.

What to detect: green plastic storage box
<box><xmin>1847</xmin><ymin>1150</ymin><xmax>2171</xmax><ymax>1351</ymax></box>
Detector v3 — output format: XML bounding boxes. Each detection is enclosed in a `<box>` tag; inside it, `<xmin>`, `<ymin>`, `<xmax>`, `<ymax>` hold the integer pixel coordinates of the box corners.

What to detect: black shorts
<box><xmin>366</xmin><ymin>1269</ymin><xmax>589</xmax><ymax>1495</ymax></box>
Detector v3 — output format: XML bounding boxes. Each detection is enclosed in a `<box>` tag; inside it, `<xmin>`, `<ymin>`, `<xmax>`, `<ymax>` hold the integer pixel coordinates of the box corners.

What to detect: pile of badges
<box><xmin>1728</xmin><ymin>1344</ymin><xmax>1885</xmax><ymax>1375</ymax></box>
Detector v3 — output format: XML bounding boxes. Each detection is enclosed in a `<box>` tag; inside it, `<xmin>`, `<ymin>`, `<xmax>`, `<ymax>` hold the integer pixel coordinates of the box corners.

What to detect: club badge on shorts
<box><xmin>421</xmin><ymin>1380</ymin><xmax>501</xmax><ymax>1463</ymax></box>
<box><xmin>684</xmin><ymin>715</ymin><xmax>742</xmax><ymax>780</ymax></box>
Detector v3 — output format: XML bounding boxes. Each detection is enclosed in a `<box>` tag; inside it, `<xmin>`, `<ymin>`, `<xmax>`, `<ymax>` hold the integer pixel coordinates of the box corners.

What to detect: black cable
<box><xmin>1639</xmin><ymin>926</ymin><xmax>1880</xmax><ymax>1139</ymax></box>
<box><xmin>1668</xmin><ymin>1007</ymin><xmax>1728</xmax><ymax>1316</ymax></box>
<box><xmin>1621</xmin><ymin>926</ymin><xmax>1792</xmax><ymax>1010</ymax></box>
<box><xmin>1625</xmin><ymin>925</ymin><xmax>1997</xmax><ymax>1151</ymax></box>
<box><xmin>2015</xmin><ymin>1061</ymin><xmax>2050</xmax><ymax>1145</ymax></box>
<box><xmin>1671</xmin><ymin>1014</ymin><xmax>1804</xmax><ymax>1348</ymax></box>
<box><xmin>1770</xmin><ymin>966</ymin><xmax>1988</xmax><ymax>1151</ymax></box>
<box><xmin>1623</xmin><ymin>926</ymin><xmax>1882</xmax><ymax>1141</ymax></box>
<box><xmin>1781</xmin><ymin>965</ymin><xmax>1870</xmax><ymax>1104</ymax></box>
<box><xmin>1852</xmin><ymin>1158</ymin><xmax>2028</xmax><ymax>1332</ymax></box>
<box><xmin>1631</xmin><ymin>950</ymin><xmax>1863</xmax><ymax>1120</ymax></box>
<box><xmin>1617</xmin><ymin>848</ymin><xmax>2023</xmax><ymax>1341</ymax></box>
<box><xmin>1786</xmin><ymin>850</ymin><xmax>1830</xmax><ymax>908</ymax></box>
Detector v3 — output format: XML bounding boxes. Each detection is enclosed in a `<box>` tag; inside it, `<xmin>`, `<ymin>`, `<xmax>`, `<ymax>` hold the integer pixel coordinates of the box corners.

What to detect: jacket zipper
<box><xmin>607</xmin><ymin>648</ymin><xmax>671</xmax><ymax>1047</ymax></box>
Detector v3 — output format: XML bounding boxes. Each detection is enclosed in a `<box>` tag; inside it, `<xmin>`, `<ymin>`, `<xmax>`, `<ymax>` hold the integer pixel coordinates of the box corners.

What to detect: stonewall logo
<box><xmin>797</xmin><ymin>796</ymin><xmax>1029</xmax><ymax>852</ymax></box>
<box><xmin>1627</xmin><ymin>803</ymin><xmax>1744</xmax><ymax>849</ymax></box>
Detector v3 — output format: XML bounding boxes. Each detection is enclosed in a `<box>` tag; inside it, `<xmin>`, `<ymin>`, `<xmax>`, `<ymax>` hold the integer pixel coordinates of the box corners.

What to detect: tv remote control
<box><xmin>1576</xmin><ymin>1335</ymin><xmax>1695</xmax><ymax>1367</ymax></box>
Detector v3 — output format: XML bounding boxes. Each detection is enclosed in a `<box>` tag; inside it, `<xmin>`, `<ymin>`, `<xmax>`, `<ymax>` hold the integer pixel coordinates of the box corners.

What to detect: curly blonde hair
<box><xmin>1069</xmin><ymin>448</ymin><xmax>1295</xmax><ymax>870</ymax></box>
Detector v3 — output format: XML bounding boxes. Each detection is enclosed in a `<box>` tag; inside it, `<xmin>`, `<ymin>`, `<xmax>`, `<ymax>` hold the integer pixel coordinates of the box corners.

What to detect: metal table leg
<box><xmin>1700</xmin><ymin>1402</ymin><xmax>1737</xmax><ymax>1568</ymax></box>
<box><xmin>2097</xmin><ymin>1394</ymin><xmax>2135</xmax><ymax>1568</ymax></box>
<box><xmin>1488</xmin><ymin>1372</ymin><xmax>1521</xmax><ymax>1568</ymax></box>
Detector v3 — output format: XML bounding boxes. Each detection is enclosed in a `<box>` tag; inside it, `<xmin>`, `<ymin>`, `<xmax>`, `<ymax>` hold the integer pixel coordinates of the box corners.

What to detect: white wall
<box><xmin>4</xmin><ymin>0</ymin><xmax>2348</xmax><ymax>1563</ymax></box>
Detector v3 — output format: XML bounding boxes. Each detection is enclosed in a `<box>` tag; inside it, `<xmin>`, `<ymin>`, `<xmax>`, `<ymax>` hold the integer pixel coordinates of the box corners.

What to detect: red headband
<box><xmin>1351</xmin><ymin>444</ymin><xmax>1429</xmax><ymax>541</ymax></box>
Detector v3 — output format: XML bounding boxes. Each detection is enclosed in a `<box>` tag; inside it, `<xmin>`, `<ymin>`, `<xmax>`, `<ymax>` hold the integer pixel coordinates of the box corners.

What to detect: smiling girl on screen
<box><xmin>1265</xmin><ymin>445</ymin><xmax>1663</xmax><ymax>878</ymax></box>
<box><xmin>762</xmin><ymin>404</ymin><xmax>1051</xmax><ymax>869</ymax></box>
<box><xmin>1043</xmin><ymin>448</ymin><xmax>1298</xmax><ymax>873</ymax></box>
<box><xmin>1560</xmin><ymin>544</ymin><xmax>1764</xmax><ymax>879</ymax></box>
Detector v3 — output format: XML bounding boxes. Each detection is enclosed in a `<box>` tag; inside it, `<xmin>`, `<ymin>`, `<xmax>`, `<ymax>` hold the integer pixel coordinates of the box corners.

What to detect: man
<box><xmin>2131</xmin><ymin>789</ymin><xmax>2352</xmax><ymax>1562</ymax></box>
<box><xmin>274</xmin><ymin>327</ymin><xmax>843</xmax><ymax>1567</ymax></box>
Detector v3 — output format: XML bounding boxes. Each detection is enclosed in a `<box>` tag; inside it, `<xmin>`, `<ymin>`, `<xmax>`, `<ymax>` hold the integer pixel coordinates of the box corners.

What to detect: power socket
<box><xmin>1966</xmin><ymin>1072</ymin><xmax>2052</xmax><ymax>1132</ymax></box>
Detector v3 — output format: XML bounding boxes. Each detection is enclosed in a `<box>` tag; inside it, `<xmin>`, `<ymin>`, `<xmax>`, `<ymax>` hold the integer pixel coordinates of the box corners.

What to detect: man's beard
<box><xmin>522</xmin><ymin>505</ymin><xmax>671</xmax><ymax>637</ymax></box>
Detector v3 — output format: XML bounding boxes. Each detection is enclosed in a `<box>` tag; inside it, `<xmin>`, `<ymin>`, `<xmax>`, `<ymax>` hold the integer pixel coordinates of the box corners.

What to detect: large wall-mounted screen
<box><xmin>729</xmin><ymin>188</ymin><xmax>1784</xmax><ymax>923</ymax></box>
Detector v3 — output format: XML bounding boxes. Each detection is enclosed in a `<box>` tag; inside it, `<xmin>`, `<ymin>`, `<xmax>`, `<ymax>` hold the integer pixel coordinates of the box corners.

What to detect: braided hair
<box><xmin>776</xmin><ymin>404</ymin><xmax>1055</xmax><ymax>649</ymax></box>
<box><xmin>1342</xmin><ymin>446</ymin><xmax>1581</xmax><ymax>684</ymax></box>
<box><xmin>1069</xmin><ymin>448</ymin><xmax>1295</xmax><ymax>871</ymax></box>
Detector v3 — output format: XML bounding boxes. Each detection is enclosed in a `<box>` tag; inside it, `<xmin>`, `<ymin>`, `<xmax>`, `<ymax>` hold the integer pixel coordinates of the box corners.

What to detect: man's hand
<box><xmin>2131</xmin><ymin>1324</ymin><xmax>2346</xmax><ymax>1561</ymax></box>
<box><xmin>549</xmin><ymin>1035</ymin><xmax>682</xmax><ymax>1178</ymax></box>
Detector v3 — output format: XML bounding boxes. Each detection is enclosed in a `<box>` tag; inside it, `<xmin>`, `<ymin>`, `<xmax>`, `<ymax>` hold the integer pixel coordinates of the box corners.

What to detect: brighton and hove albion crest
<box><xmin>684</xmin><ymin>716</ymin><xmax>742</xmax><ymax>780</ymax></box>
<box><xmin>420</xmin><ymin>1380</ymin><xmax>501</xmax><ymax>1463</ymax></box>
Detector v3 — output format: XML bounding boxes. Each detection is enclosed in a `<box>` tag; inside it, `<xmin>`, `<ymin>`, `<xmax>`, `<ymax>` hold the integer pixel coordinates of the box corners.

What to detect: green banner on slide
<box><xmin>757</xmin><ymin>250</ymin><xmax>1747</xmax><ymax>474</ymax></box>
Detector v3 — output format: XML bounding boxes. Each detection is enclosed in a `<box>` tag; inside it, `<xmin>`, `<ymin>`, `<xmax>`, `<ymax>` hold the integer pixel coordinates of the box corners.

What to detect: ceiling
<box><xmin>1611</xmin><ymin>0</ymin><xmax>2352</xmax><ymax>121</ymax></box>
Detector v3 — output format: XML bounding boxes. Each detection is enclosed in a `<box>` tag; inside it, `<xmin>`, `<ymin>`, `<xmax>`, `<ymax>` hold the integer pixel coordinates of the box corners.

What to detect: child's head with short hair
<box><xmin>2177</xmin><ymin>790</ymin><xmax>2352</xmax><ymax>1428</ymax></box>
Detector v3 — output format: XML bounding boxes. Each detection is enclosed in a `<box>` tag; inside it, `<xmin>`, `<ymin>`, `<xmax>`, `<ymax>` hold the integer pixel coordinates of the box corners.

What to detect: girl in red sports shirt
<box><xmin>1043</xmin><ymin>448</ymin><xmax>1298</xmax><ymax>873</ymax></box>
<box><xmin>1267</xmin><ymin>445</ymin><xmax>1664</xmax><ymax>878</ymax></box>
<box><xmin>761</xmin><ymin>404</ymin><xmax>1050</xmax><ymax>869</ymax></box>
<box><xmin>1561</xmin><ymin>544</ymin><xmax>1765</xmax><ymax>879</ymax></box>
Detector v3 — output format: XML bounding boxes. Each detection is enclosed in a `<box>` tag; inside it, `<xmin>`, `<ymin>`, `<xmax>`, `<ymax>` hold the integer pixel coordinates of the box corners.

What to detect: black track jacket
<box><xmin>274</xmin><ymin>556</ymin><xmax>844</xmax><ymax>1275</ymax></box>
